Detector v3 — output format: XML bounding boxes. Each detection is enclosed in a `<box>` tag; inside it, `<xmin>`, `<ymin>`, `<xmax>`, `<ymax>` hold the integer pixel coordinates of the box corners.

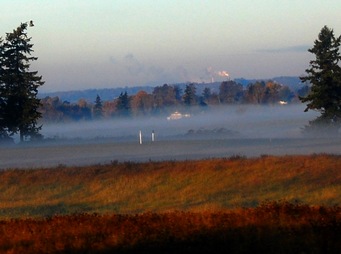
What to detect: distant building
<box><xmin>167</xmin><ymin>111</ymin><xmax>191</xmax><ymax>120</ymax></box>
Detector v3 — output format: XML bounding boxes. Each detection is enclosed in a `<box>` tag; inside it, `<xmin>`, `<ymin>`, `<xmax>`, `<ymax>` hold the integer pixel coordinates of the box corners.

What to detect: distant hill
<box><xmin>235</xmin><ymin>76</ymin><xmax>304</xmax><ymax>91</ymax></box>
<box><xmin>38</xmin><ymin>83</ymin><xmax>222</xmax><ymax>103</ymax></box>
<box><xmin>273</xmin><ymin>76</ymin><xmax>304</xmax><ymax>91</ymax></box>
<box><xmin>39</xmin><ymin>76</ymin><xmax>303</xmax><ymax>103</ymax></box>
<box><xmin>39</xmin><ymin>86</ymin><xmax>155</xmax><ymax>103</ymax></box>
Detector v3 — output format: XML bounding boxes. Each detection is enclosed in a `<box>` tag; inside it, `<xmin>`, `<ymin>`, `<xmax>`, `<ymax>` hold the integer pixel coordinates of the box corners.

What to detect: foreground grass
<box><xmin>1</xmin><ymin>154</ymin><xmax>341</xmax><ymax>218</ymax></box>
<box><xmin>1</xmin><ymin>202</ymin><xmax>341</xmax><ymax>253</ymax></box>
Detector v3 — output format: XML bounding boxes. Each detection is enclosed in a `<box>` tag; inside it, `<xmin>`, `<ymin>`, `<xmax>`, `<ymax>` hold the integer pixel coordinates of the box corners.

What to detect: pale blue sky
<box><xmin>1</xmin><ymin>0</ymin><xmax>341</xmax><ymax>92</ymax></box>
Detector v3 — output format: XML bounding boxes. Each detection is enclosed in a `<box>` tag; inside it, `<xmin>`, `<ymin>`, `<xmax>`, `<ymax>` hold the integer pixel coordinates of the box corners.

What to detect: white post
<box><xmin>139</xmin><ymin>130</ymin><xmax>142</xmax><ymax>144</ymax></box>
<box><xmin>151</xmin><ymin>130</ymin><xmax>155</xmax><ymax>142</ymax></box>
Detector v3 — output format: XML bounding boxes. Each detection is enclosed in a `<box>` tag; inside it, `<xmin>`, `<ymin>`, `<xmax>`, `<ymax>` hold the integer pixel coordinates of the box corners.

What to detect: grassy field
<box><xmin>1</xmin><ymin>154</ymin><xmax>341</xmax><ymax>253</ymax></box>
<box><xmin>1</xmin><ymin>154</ymin><xmax>341</xmax><ymax>218</ymax></box>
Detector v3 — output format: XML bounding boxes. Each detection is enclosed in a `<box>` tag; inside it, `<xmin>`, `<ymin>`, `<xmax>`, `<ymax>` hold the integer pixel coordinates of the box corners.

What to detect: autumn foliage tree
<box><xmin>245</xmin><ymin>81</ymin><xmax>266</xmax><ymax>104</ymax></box>
<box><xmin>130</xmin><ymin>90</ymin><xmax>153</xmax><ymax>116</ymax></box>
<box><xmin>263</xmin><ymin>81</ymin><xmax>282</xmax><ymax>104</ymax></box>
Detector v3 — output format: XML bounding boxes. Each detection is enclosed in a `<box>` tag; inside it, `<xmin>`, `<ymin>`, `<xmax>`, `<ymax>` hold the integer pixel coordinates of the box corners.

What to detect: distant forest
<box><xmin>39</xmin><ymin>79</ymin><xmax>310</xmax><ymax>122</ymax></box>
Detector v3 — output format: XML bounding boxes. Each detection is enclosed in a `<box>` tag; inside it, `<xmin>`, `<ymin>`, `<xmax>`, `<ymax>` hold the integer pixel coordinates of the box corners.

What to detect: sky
<box><xmin>1</xmin><ymin>0</ymin><xmax>341</xmax><ymax>92</ymax></box>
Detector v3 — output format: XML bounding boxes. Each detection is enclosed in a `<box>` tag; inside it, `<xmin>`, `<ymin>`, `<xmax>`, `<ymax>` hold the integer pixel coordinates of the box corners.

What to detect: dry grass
<box><xmin>1</xmin><ymin>202</ymin><xmax>341</xmax><ymax>253</ymax></box>
<box><xmin>1</xmin><ymin>154</ymin><xmax>341</xmax><ymax>218</ymax></box>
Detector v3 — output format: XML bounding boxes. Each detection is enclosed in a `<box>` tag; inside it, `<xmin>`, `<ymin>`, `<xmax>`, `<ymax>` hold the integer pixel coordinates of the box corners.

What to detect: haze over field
<box><xmin>3</xmin><ymin>104</ymin><xmax>341</xmax><ymax>170</ymax></box>
<box><xmin>40</xmin><ymin>104</ymin><xmax>317</xmax><ymax>140</ymax></box>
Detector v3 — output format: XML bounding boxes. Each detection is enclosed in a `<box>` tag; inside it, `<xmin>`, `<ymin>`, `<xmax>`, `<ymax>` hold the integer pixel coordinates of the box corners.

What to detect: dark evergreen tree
<box><xmin>297</xmin><ymin>85</ymin><xmax>310</xmax><ymax>98</ymax></box>
<box><xmin>173</xmin><ymin>85</ymin><xmax>182</xmax><ymax>102</ymax></box>
<box><xmin>152</xmin><ymin>84</ymin><xmax>178</xmax><ymax>113</ymax></box>
<box><xmin>300</xmin><ymin>26</ymin><xmax>341</xmax><ymax>133</ymax></box>
<box><xmin>93</xmin><ymin>94</ymin><xmax>103</xmax><ymax>119</ymax></box>
<box><xmin>116</xmin><ymin>91</ymin><xmax>130</xmax><ymax>117</ymax></box>
<box><xmin>219</xmin><ymin>81</ymin><xmax>243</xmax><ymax>104</ymax></box>
<box><xmin>0</xmin><ymin>22</ymin><xmax>44</xmax><ymax>142</ymax></box>
<box><xmin>0</xmin><ymin>37</ymin><xmax>7</xmax><ymax>140</ymax></box>
<box><xmin>199</xmin><ymin>87</ymin><xmax>212</xmax><ymax>107</ymax></box>
<box><xmin>183</xmin><ymin>83</ymin><xmax>197</xmax><ymax>106</ymax></box>
<box><xmin>202</xmin><ymin>87</ymin><xmax>211</xmax><ymax>101</ymax></box>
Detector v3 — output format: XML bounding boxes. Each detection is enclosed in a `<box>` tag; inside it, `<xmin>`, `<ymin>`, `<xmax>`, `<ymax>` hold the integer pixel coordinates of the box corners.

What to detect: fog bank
<box><xmin>41</xmin><ymin>104</ymin><xmax>319</xmax><ymax>141</ymax></box>
<box><xmin>2</xmin><ymin>104</ymin><xmax>341</xmax><ymax>170</ymax></box>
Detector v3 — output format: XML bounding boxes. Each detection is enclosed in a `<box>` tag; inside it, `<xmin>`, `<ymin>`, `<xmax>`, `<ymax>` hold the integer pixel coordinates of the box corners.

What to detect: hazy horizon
<box><xmin>2</xmin><ymin>1</ymin><xmax>341</xmax><ymax>92</ymax></box>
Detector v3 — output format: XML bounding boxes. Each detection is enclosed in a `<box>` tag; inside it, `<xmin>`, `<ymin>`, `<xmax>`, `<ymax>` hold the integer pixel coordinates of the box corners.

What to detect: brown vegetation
<box><xmin>1</xmin><ymin>202</ymin><xmax>341</xmax><ymax>253</ymax></box>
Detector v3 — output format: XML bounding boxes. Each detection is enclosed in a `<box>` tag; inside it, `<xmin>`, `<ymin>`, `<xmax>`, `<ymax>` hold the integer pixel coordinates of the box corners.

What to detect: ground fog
<box><xmin>41</xmin><ymin>104</ymin><xmax>318</xmax><ymax>140</ymax></box>
<box><xmin>2</xmin><ymin>104</ymin><xmax>340</xmax><ymax>169</ymax></box>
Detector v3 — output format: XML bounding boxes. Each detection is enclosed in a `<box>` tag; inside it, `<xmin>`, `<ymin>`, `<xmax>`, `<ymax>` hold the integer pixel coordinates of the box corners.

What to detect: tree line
<box><xmin>39</xmin><ymin>80</ymin><xmax>308</xmax><ymax>122</ymax></box>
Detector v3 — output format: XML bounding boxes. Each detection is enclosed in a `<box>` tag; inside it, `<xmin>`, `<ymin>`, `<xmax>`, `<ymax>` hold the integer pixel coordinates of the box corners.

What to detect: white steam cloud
<box><xmin>217</xmin><ymin>70</ymin><xmax>229</xmax><ymax>77</ymax></box>
<box><xmin>205</xmin><ymin>66</ymin><xmax>230</xmax><ymax>82</ymax></box>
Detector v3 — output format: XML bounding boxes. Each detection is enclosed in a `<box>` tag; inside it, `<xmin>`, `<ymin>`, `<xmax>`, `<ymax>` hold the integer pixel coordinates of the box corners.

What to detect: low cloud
<box><xmin>256</xmin><ymin>45</ymin><xmax>310</xmax><ymax>53</ymax></box>
<box><xmin>123</xmin><ymin>53</ymin><xmax>145</xmax><ymax>75</ymax></box>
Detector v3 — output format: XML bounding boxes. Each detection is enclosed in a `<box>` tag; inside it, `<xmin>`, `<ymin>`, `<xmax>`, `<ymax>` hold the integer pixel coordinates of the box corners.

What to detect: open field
<box><xmin>2</xmin><ymin>137</ymin><xmax>341</xmax><ymax>169</ymax></box>
<box><xmin>1</xmin><ymin>154</ymin><xmax>341</xmax><ymax>253</ymax></box>
<box><xmin>1</xmin><ymin>154</ymin><xmax>341</xmax><ymax>218</ymax></box>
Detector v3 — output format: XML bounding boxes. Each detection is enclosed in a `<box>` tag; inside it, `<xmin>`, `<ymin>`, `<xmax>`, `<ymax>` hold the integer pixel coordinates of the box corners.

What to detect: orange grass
<box><xmin>1</xmin><ymin>202</ymin><xmax>341</xmax><ymax>253</ymax></box>
<box><xmin>1</xmin><ymin>154</ymin><xmax>341</xmax><ymax>218</ymax></box>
